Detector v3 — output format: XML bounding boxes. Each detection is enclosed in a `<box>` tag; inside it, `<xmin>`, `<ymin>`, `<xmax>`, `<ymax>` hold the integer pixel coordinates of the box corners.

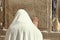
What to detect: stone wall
<box><xmin>0</xmin><ymin>0</ymin><xmax>5</xmax><ymax>29</ymax></box>
<box><xmin>5</xmin><ymin>0</ymin><xmax>52</xmax><ymax>31</ymax></box>
<box><xmin>57</xmin><ymin>0</ymin><xmax>60</xmax><ymax>21</ymax></box>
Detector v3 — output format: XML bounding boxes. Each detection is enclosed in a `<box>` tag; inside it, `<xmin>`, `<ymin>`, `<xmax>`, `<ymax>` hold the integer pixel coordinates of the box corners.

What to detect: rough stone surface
<box><xmin>5</xmin><ymin>0</ymin><xmax>52</xmax><ymax>31</ymax></box>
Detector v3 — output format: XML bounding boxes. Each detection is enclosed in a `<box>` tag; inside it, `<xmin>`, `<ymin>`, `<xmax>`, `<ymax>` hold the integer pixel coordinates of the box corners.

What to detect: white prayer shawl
<box><xmin>5</xmin><ymin>9</ymin><xmax>43</xmax><ymax>40</ymax></box>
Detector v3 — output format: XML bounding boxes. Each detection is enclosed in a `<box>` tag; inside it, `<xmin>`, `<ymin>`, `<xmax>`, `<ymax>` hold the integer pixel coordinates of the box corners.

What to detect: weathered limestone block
<box><xmin>5</xmin><ymin>0</ymin><xmax>52</xmax><ymax>31</ymax></box>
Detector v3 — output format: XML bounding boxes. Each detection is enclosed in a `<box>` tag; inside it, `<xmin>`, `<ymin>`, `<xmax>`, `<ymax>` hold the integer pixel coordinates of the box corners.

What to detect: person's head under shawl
<box><xmin>5</xmin><ymin>9</ymin><xmax>43</xmax><ymax>40</ymax></box>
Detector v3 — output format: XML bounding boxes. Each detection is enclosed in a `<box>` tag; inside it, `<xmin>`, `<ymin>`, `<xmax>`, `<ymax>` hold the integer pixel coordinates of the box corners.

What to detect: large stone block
<box><xmin>5</xmin><ymin>0</ymin><xmax>52</xmax><ymax>31</ymax></box>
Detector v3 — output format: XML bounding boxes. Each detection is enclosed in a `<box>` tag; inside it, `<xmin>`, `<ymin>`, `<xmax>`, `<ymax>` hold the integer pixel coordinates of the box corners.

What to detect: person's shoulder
<box><xmin>9</xmin><ymin>25</ymin><xmax>19</xmax><ymax>32</ymax></box>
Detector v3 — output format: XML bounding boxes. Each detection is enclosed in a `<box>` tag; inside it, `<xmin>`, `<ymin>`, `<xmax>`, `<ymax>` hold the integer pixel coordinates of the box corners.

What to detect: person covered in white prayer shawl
<box><xmin>5</xmin><ymin>9</ymin><xmax>43</xmax><ymax>40</ymax></box>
